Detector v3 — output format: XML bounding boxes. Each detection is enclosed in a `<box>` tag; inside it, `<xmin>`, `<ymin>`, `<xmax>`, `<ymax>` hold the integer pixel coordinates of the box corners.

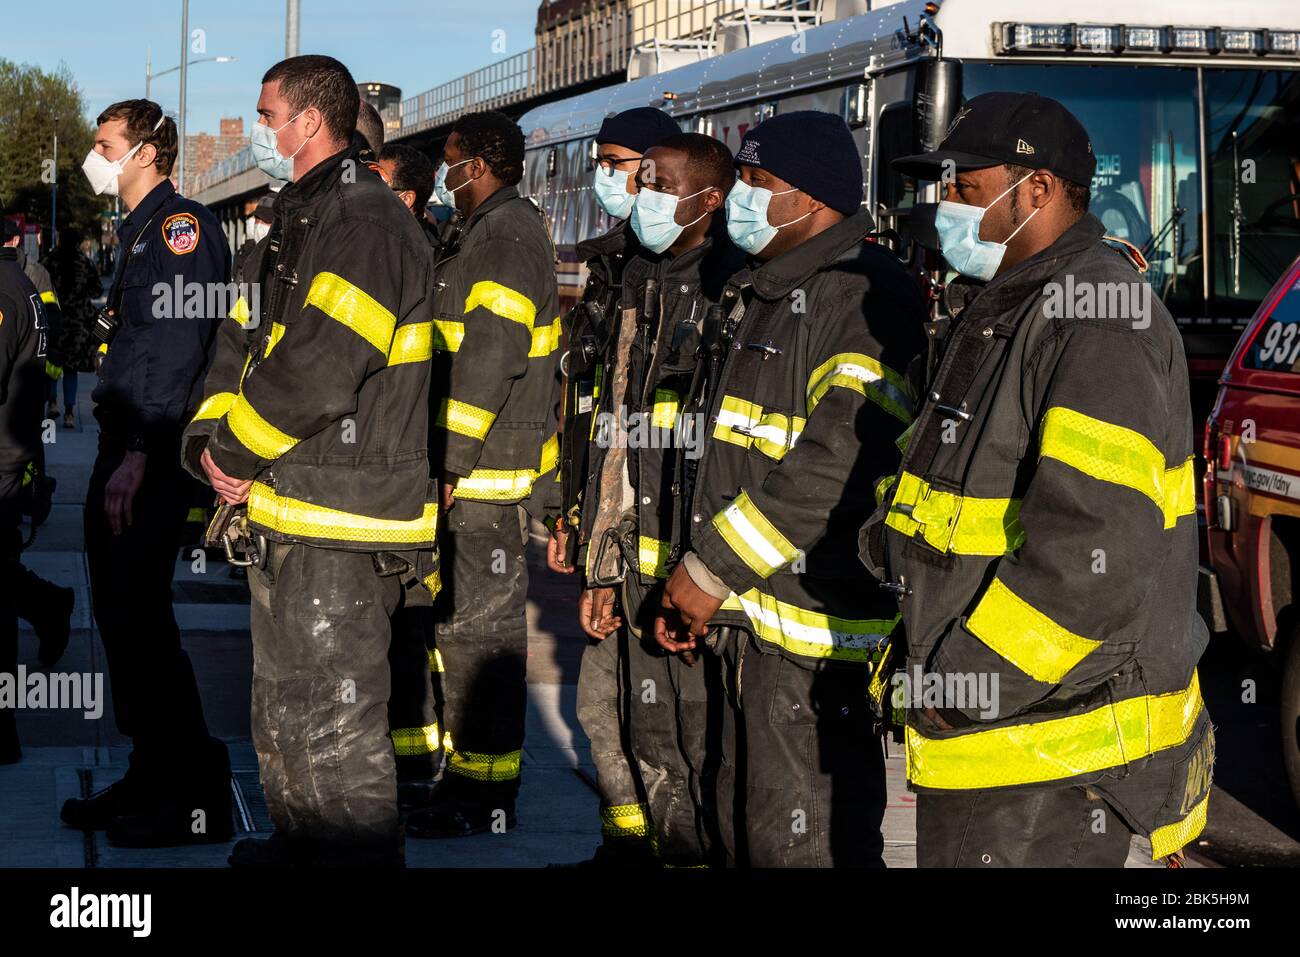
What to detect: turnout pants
<box><xmin>248</xmin><ymin>540</ymin><xmax>403</xmax><ymax>864</ymax></box>
<box><xmin>575</xmin><ymin>627</ymin><xmax>650</xmax><ymax>848</ymax></box>
<box><xmin>712</xmin><ymin>627</ymin><xmax>886</xmax><ymax>868</ymax></box>
<box><xmin>916</xmin><ymin>786</ymin><xmax>1134</xmax><ymax>867</ymax></box>
<box><xmin>84</xmin><ymin>438</ymin><xmax>226</xmax><ymax>787</ymax></box>
<box><xmin>387</xmin><ymin>578</ymin><xmax>440</xmax><ymax>781</ymax></box>
<box><xmin>433</xmin><ymin>500</ymin><xmax>529</xmax><ymax>808</ymax></box>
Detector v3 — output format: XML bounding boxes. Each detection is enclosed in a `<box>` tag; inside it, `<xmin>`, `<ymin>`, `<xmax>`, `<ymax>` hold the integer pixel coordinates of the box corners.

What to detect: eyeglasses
<box><xmin>596</xmin><ymin>156</ymin><xmax>641</xmax><ymax>175</ymax></box>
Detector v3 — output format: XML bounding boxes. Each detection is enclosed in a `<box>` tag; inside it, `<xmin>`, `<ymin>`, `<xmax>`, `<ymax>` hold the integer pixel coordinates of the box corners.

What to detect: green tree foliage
<box><xmin>0</xmin><ymin>59</ymin><xmax>107</xmax><ymax>251</ymax></box>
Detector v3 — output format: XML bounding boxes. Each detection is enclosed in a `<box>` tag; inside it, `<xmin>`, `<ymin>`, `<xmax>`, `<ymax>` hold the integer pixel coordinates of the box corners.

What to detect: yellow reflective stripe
<box><xmin>228</xmin><ymin>295</ymin><xmax>251</xmax><ymax>325</ymax></box>
<box><xmin>1150</xmin><ymin>792</ymin><xmax>1209</xmax><ymax>859</ymax></box>
<box><xmin>529</xmin><ymin>315</ymin><xmax>562</xmax><ymax>357</ymax></box>
<box><xmin>601</xmin><ymin>802</ymin><xmax>650</xmax><ymax>838</ymax></box>
<box><xmin>749</xmin><ymin>412</ymin><xmax>805</xmax><ymax>461</ymax></box>
<box><xmin>651</xmin><ymin>389</ymin><xmax>680</xmax><ymax>430</ymax></box>
<box><xmin>447</xmin><ymin>748</ymin><xmax>522</xmax><ymax>782</ymax></box>
<box><xmin>884</xmin><ymin>471</ymin><xmax>1024</xmax><ymax>556</ymax></box>
<box><xmin>874</xmin><ymin>473</ymin><xmax>896</xmax><ymax>507</ymax></box>
<box><xmin>227</xmin><ymin>395</ymin><xmax>299</xmax><ymax>459</ymax></box>
<box><xmin>40</xmin><ymin>289</ymin><xmax>59</xmax><ymax>305</ymax></box>
<box><xmin>464</xmin><ymin>280</ymin><xmax>536</xmax><ymax>331</ymax></box>
<box><xmin>422</xmin><ymin>570</ymin><xmax>442</xmax><ymax>601</ymax></box>
<box><xmin>966</xmin><ymin>577</ymin><xmax>1102</xmax><ymax>683</ymax></box>
<box><xmin>734</xmin><ymin>587</ymin><xmax>898</xmax><ymax>663</ymax></box>
<box><xmin>389</xmin><ymin>723</ymin><xmax>440</xmax><ymax>756</ymax></box>
<box><xmin>192</xmin><ymin>391</ymin><xmax>236</xmax><ymax>423</ymax></box>
<box><xmin>638</xmin><ymin>535</ymin><xmax>672</xmax><ymax>578</ymax></box>
<box><xmin>389</xmin><ymin>321</ymin><xmax>432</xmax><ymax>365</ymax></box>
<box><xmin>712</xmin><ymin>490</ymin><xmax>800</xmax><ymax>578</ymax></box>
<box><xmin>455</xmin><ymin>467</ymin><xmax>537</xmax><ymax>500</ymax></box>
<box><xmin>435</xmin><ymin>397</ymin><xmax>496</xmax><ymax>441</ymax></box>
<box><xmin>455</xmin><ymin>434</ymin><xmax>558</xmax><ymax>501</ymax></box>
<box><xmin>867</xmin><ymin>638</ymin><xmax>896</xmax><ymax>710</ymax></box>
<box><xmin>713</xmin><ymin>395</ymin><xmax>762</xmax><ymax>448</ymax></box>
<box><xmin>428</xmin><ymin>647</ymin><xmax>445</xmax><ymax>673</ymax></box>
<box><xmin>806</xmin><ymin>352</ymin><xmax>913</xmax><ymax>424</ymax></box>
<box><xmin>247</xmin><ymin>482</ymin><xmax>438</xmax><ymax>544</ymax></box>
<box><xmin>1039</xmin><ymin>407</ymin><xmax>1195</xmax><ymax>529</ymax></box>
<box><xmin>539</xmin><ymin>432</ymin><xmax>559</xmax><ymax>474</ymax></box>
<box><xmin>265</xmin><ymin>321</ymin><xmax>286</xmax><ymax>357</ymax></box>
<box><xmin>431</xmin><ymin>318</ymin><xmax>465</xmax><ymax>353</ymax></box>
<box><xmin>304</xmin><ymin>271</ymin><xmax>396</xmax><ymax>354</ymax></box>
<box><xmin>906</xmin><ymin>671</ymin><xmax>1204</xmax><ymax>789</ymax></box>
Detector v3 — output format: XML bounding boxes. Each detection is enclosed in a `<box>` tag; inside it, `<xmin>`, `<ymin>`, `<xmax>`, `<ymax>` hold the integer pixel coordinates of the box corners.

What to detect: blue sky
<box><xmin>1</xmin><ymin>0</ymin><xmax>539</xmax><ymax>135</ymax></box>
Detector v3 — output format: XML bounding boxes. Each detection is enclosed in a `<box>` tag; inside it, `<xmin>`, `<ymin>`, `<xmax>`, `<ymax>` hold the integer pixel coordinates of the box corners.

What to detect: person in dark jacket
<box><xmin>58</xmin><ymin>99</ymin><xmax>235</xmax><ymax>849</ymax></box>
<box><xmin>869</xmin><ymin>92</ymin><xmax>1212</xmax><ymax>867</ymax></box>
<box><xmin>183</xmin><ymin>55</ymin><xmax>439</xmax><ymax>868</ymax></box>
<box><xmin>0</xmin><ymin>243</ymin><xmax>51</xmax><ymax>764</ymax></box>
<box><xmin>406</xmin><ymin>110</ymin><xmax>561</xmax><ymax>839</ymax></box>
<box><xmin>45</xmin><ymin>225</ymin><xmax>104</xmax><ymax>428</ymax></box>
<box><xmin>2</xmin><ymin>222</ymin><xmax>62</xmax><ymax>421</ymax></box>
<box><xmin>656</xmin><ymin>112</ymin><xmax>928</xmax><ymax>866</ymax></box>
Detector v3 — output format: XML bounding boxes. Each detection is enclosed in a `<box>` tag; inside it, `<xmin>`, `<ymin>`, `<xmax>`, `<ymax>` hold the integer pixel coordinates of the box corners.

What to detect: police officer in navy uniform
<box><xmin>59</xmin><ymin>99</ymin><xmax>234</xmax><ymax>848</ymax></box>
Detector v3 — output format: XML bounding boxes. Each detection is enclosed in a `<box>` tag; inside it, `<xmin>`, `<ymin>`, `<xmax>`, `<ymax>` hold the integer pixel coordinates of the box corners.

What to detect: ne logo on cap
<box><xmin>736</xmin><ymin>139</ymin><xmax>761</xmax><ymax>165</ymax></box>
<box><xmin>1016</xmin><ymin>138</ymin><xmax>1035</xmax><ymax>155</ymax></box>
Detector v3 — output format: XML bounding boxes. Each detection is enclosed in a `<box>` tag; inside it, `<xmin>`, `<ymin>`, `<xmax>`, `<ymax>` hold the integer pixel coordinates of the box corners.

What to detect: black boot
<box><xmin>104</xmin><ymin>738</ymin><xmax>235</xmax><ymax>848</ymax></box>
<box><xmin>405</xmin><ymin>794</ymin><xmax>516</xmax><ymax>839</ymax></box>
<box><xmin>229</xmin><ymin>832</ymin><xmax>297</xmax><ymax>869</ymax></box>
<box><xmin>33</xmin><ymin>586</ymin><xmax>74</xmax><ymax>668</ymax></box>
<box><xmin>60</xmin><ymin>774</ymin><xmax>149</xmax><ymax>830</ymax></box>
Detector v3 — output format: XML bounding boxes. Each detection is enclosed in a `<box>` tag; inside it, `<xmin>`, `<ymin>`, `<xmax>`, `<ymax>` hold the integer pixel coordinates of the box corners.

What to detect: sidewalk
<box><xmin>1</xmin><ymin>375</ymin><xmax>1167</xmax><ymax>868</ymax></box>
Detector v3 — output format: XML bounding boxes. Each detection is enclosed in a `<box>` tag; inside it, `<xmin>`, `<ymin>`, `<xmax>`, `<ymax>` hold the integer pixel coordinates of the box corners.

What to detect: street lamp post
<box><xmin>145</xmin><ymin>55</ymin><xmax>237</xmax><ymax>99</ymax></box>
<box><xmin>178</xmin><ymin>0</ymin><xmax>188</xmax><ymax>193</ymax></box>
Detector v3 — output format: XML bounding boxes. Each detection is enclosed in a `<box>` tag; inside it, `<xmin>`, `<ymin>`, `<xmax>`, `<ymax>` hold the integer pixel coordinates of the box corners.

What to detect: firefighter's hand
<box><xmin>441</xmin><ymin>482</ymin><xmax>456</xmax><ymax>512</ymax></box>
<box><xmin>655</xmin><ymin>564</ymin><xmax>723</xmax><ymax>653</ymax></box>
<box><xmin>547</xmin><ymin>527</ymin><xmax>575</xmax><ymax>573</ymax></box>
<box><xmin>103</xmin><ymin>450</ymin><xmax>147</xmax><ymax>536</ymax></box>
<box><xmin>201</xmin><ymin>448</ymin><xmax>252</xmax><ymax>506</ymax></box>
<box><xmin>578</xmin><ymin>587</ymin><xmax>621</xmax><ymax>640</ymax></box>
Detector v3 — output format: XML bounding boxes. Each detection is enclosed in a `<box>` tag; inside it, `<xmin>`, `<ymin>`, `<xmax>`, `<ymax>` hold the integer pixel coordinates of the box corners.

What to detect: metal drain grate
<box><xmin>231</xmin><ymin>769</ymin><xmax>274</xmax><ymax>833</ymax></box>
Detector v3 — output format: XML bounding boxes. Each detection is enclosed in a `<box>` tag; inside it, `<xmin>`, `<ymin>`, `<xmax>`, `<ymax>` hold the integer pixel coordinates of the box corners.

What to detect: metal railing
<box><xmin>401</xmin><ymin>48</ymin><xmax>538</xmax><ymax>135</ymax></box>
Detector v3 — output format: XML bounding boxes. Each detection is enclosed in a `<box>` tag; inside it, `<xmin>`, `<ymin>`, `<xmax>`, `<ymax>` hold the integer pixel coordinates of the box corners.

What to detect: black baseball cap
<box><xmin>893</xmin><ymin>92</ymin><xmax>1095</xmax><ymax>187</ymax></box>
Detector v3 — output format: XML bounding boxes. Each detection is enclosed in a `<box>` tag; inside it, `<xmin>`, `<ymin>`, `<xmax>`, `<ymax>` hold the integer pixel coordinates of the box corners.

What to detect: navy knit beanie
<box><xmin>596</xmin><ymin>108</ymin><xmax>681</xmax><ymax>154</ymax></box>
<box><xmin>735</xmin><ymin>111</ymin><xmax>863</xmax><ymax>216</ymax></box>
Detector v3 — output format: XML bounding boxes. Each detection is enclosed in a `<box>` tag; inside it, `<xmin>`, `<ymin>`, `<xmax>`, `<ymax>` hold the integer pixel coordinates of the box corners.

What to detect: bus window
<box><xmin>1205</xmin><ymin>69</ymin><xmax>1300</xmax><ymax>314</ymax></box>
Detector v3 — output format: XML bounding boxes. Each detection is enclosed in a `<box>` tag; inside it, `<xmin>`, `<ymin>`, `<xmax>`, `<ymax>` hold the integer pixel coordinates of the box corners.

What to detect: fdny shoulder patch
<box><xmin>162</xmin><ymin>212</ymin><xmax>200</xmax><ymax>255</ymax></box>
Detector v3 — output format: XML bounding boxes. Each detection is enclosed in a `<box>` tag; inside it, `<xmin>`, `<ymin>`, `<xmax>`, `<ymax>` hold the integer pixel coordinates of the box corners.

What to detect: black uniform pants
<box><xmin>626</xmin><ymin>630</ymin><xmax>720</xmax><ymax>866</ymax></box>
<box><xmin>433</xmin><ymin>499</ymin><xmax>529</xmax><ymax>808</ymax></box>
<box><xmin>575</xmin><ymin>627</ymin><xmax>649</xmax><ymax>845</ymax></box>
<box><xmin>916</xmin><ymin>786</ymin><xmax>1134</xmax><ymax>867</ymax></box>
<box><xmin>712</xmin><ymin>627</ymin><xmax>886</xmax><ymax>868</ymax></box>
<box><xmin>84</xmin><ymin>438</ymin><xmax>223</xmax><ymax>785</ymax></box>
<box><xmin>387</xmin><ymin>578</ymin><xmax>440</xmax><ymax>781</ymax></box>
<box><xmin>248</xmin><ymin>540</ymin><xmax>402</xmax><ymax>863</ymax></box>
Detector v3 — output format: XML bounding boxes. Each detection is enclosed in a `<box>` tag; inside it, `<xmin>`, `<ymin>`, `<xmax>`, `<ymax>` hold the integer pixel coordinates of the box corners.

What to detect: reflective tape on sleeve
<box><xmin>884</xmin><ymin>471</ymin><xmax>1024</xmax><ymax>556</ymax></box>
<box><xmin>736</xmin><ymin>588</ymin><xmax>897</xmax><ymax>663</ymax></box>
<box><xmin>192</xmin><ymin>391</ymin><xmax>236</xmax><ymax>423</ymax></box>
<box><xmin>529</xmin><ymin>315</ymin><xmax>562</xmax><ymax>357</ymax></box>
<box><xmin>1039</xmin><ymin>407</ymin><xmax>1196</xmax><ymax>528</ymax></box>
<box><xmin>435</xmin><ymin>397</ymin><xmax>496</xmax><ymax>441</ymax></box>
<box><xmin>966</xmin><ymin>577</ymin><xmax>1102</xmax><ymax>683</ymax></box>
<box><xmin>712</xmin><ymin>490</ymin><xmax>800</xmax><ymax>578</ymax></box>
<box><xmin>806</xmin><ymin>352</ymin><xmax>914</xmax><ymax>424</ymax></box>
<box><xmin>464</xmin><ymin>280</ymin><xmax>536</xmax><ymax>331</ymax></box>
<box><xmin>227</xmin><ymin>395</ymin><xmax>300</xmax><ymax>459</ymax></box>
<box><xmin>303</xmin><ymin>271</ymin><xmax>397</xmax><ymax>354</ymax></box>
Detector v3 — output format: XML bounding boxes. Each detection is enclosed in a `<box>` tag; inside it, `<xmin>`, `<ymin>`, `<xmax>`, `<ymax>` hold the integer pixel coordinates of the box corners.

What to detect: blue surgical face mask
<box><xmin>725</xmin><ymin>177</ymin><xmax>812</xmax><ymax>255</ymax></box>
<box><xmin>593</xmin><ymin>163</ymin><xmax>637</xmax><ymax>220</ymax></box>
<box><xmin>630</xmin><ymin>185</ymin><xmax>710</xmax><ymax>254</ymax></box>
<box><xmin>934</xmin><ymin>171</ymin><xmax>1039</xmax><ymax>281</ymax></box>
<box><xmin>250</xmin><ymin>111</ymin><xmax>309</xmax><ymax>182</ymax></box>
<box><xmin>434</xmin><ymin>159</ymin><xmax>473</xmax><ymax>209</ymax></box>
